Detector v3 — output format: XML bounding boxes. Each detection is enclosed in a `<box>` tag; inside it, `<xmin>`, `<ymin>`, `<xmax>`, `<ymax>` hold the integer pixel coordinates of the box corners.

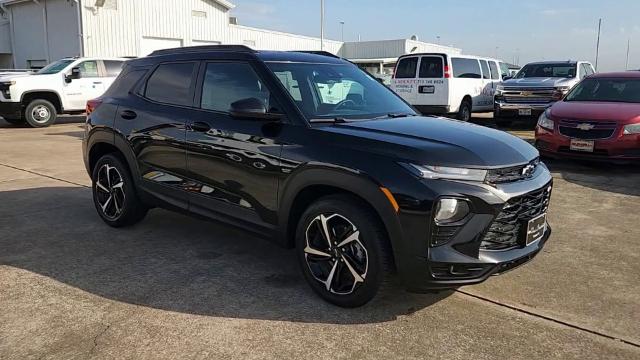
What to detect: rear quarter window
<box><xmin>104</xmin><ymin>68</ymin><xmax>147</xmax><ymax>97</ymax></box>
<box><xmin>418</xmin><ymin>57</ymin><xmax>443</xmax><ymax>78</ymax></box>
<box><xmin>395</xmin><ymin>57</ymin><xmax>418</xmax><ymax>78</ymax></box>
<box><xmin>451</xmin><ymin>58</ymin><xmax>482</xmax><ymax>79</ymax></box>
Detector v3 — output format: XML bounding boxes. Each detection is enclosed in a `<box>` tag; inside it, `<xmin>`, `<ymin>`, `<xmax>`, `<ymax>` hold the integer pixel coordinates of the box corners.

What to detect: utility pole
<box><xmin>595</xmin><ymin>18</ymin><xmax>602</xmax><ymax>71</ymax></box>
<box><xmin>320</xmin><ymin>0</ymin><xmax>325</xmax><ymax>50</ymax></box>
<box><xmin>436</xmin><ymin>36</ymin><xmax>441</xmax><ymax>45</ymax></box>
<box><xmin>626</xmin><ymin>38</ymin><xmax>631</xmax><ymax>70</ymax></box>
<box><xmin>340</xmin><ymin>21</ymin><xmax>345</xmax><ymax>42</ymax></box>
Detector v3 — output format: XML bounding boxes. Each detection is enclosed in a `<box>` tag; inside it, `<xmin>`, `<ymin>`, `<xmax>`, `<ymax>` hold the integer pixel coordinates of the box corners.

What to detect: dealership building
<box><xmin>0</xmin><ymin>0</ymin><xmax>460</xmax><ymax>79</ymax></box>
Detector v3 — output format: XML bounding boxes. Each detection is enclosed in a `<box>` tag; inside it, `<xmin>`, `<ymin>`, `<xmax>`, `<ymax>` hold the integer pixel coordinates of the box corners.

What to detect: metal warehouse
<box><xmin>0</xmin><ymin>0</ymin><xmax>459</xmax><ymax>75</ymax></box>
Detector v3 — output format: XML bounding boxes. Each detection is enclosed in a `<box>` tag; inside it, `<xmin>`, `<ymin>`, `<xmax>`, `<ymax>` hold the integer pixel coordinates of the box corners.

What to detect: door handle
<box><xmin>120</xmin><ymin>110</ymin><xmax>137</xmax><ymax>120</ymax></box>
<box><xmin>190</xmin><ymin>121</ymin><xmax>211</xmax><ymax>132</ymax></box>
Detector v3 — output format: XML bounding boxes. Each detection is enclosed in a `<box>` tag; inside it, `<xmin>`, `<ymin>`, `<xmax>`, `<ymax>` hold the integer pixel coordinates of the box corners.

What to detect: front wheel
<box><xmin>24</xmin><ymin>99</ymin><xmax>57</xmax><ymax>128</ymax></box>
<box><xmin>295</xmin><ymin>195</ymin><xmax>393</xmax><ymax>307</ymax></box>
<box><xmin>92</xmin><ymin>154</ymin><xmax>148</xmax><ymax>227</ymax></box>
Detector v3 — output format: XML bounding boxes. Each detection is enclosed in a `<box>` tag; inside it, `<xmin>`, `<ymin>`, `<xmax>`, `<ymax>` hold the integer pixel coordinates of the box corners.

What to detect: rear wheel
<box><xmin>457</xmin><ymin>99</ymin><xmax>472</xmax><ymax>121</ymax></box>
<box><xmin>24</xmin><ymin>99</ymin><xmax>57</xmax><ymax>128</ymax></box>
<box><xmin>295</xmin><ymin>195</ymin><xmax>393</xmax><ymax>307</ymax></box>
<box><xmin>92</xmin><ymin>154</ymin><xmax>148</xmax><ymax>227</ymax></box>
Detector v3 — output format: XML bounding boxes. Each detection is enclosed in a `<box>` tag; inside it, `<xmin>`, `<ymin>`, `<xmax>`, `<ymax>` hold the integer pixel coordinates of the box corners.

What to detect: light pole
<box><xmin>320</xmin><ymin>0</ymin><xmax>325</xmax><ymax>50</ymax></box>
<box><xmin>436</xmin><ymin>36</ymin><xmax>441</xmax><ymax>45</ymax></box>
<box><xmin>340</xmin><ymin>21</ymin><xmax>345</xmax><ymax>42</ymax></box>
<box><xmin>595</xmin><ymin>18</ymin><xmax>602</xmax><ymax>71</ymax></box>
<box><xmin>626</xmin><ymin>38</ymin><xmax>631</xmax><ymax>70</ymax></box>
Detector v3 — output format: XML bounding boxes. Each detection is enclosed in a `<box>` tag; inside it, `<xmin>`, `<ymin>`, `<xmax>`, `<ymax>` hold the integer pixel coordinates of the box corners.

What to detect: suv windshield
<box><xmin>565</xmin><ymin>78</ymin><xmax>640</xmax><ymax>103</ymax></box>
<box><xmin>36</xmin><ymin>59</ymin><xmax>75</xmax><ymax>75</ymax></box>
<box><xmin>267</xmin><ymin>62</ymin><xmax>415</xmax><ymax>120</ymax></box>
<box><xmin>515</xmin><ymin>63</ymin><xmax>577</xmax><ymax>79</ymax></box>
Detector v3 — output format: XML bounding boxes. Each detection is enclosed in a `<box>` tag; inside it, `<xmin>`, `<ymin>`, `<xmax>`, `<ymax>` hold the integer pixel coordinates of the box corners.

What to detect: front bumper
<box><xmin>0</xmin><ymin>101</ymin><xmax>22</xmax><ymax>119</ymax></box>
<box><xmin>494</xmin><ymin>100</ymin><xmax>553</xmax><ymax>118</ymax></box>
<box><xmin>395</xmin><ymin>163</ymin><xmax>554</xmax><ymax>292</ymax></box>
<box><xmin>535</xmin><ymin>127</ymin><xmax>640</xmax><ymax>162</ymax></box>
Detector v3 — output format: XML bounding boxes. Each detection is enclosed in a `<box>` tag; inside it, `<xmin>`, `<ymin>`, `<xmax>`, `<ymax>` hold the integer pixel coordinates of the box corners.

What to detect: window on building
<box><xmin>200</xmin><ymin>62</ymin><xmax>271</xmax><ymax>113</ymax></box>
<box><xmin>395</xmin><ymin>57</ymin><xmax>418</xmax><ymax>78</ymax></box>
<box><xmin>78</xmin><ymin>61</ymin><xmax>99</xmax><ymax>78</ymax></box>
<box><xmin>145</xmin><ymin>62</ymin><xmax>197</xmax><ymax>106</ymax></box>
<box><xmin>479</xmin><ymin>60</ymin><xmax>490</xmax><ymax>79</ymax></box>
<box><xmin>104</xmin><ymin>60</ymin><xmax>124</xmax><ymax>77</ymax></box>
<box><xmin>488</xmin><ymin>61</ymin><xmax>500</xmax><ymax>80</ymax></box>
<box><xmin>192</xmin><ymin>10</ymin><xmax>207</xmax><ymax>18</ymax></box>
<box><xmin>418</xmin><ymin>57</ymin><xmax>443</xmax><ymax>78</ymax></box>
<box><xmin>451</xmin><ymin>58</ymin><xmax>482</xmax><ymax>79</ymax></box>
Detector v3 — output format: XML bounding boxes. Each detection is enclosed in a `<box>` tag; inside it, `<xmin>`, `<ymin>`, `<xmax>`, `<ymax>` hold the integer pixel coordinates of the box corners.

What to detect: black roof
<box><xmin>130</xmin><ymin>45</ymin><xmax>347</xmax><ymax>66</ymax></box>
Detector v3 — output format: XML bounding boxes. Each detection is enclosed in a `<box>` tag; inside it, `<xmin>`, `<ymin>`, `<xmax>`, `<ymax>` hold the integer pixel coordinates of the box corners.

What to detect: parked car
<box><xmin>390</xmin><ymin>53</ymin><xmax>510</xmax><ymax>121</ymax></box>
<box><xmin>494</xmin><ymin>60</ymin><xmax>595</xmax><ymax>126</ymax></box>
<box><xmin>535</xmin><ymin>71</ymin><xmax>640</xmax><ymax>162</ymax></box>
<box><xmin>83</xmin><ymin>46</ymin><xmax>553</xmax><ymax>307</ymax></box>
<box><xmin>0</xmin><ymin>57</ymin><xmax>126</xmax><ymax>127</ymax></box>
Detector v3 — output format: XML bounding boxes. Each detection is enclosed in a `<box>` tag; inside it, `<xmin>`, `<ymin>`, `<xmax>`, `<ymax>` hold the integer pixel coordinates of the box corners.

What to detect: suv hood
<box><xmin>502</xmin><ymin>77</ymin><xmax>575</xmax><ymax>88</ymax></box>
<box><xmin>321</xmin><ymin>116</ymin><xmax>538</xmax><ymax>168</ymax></box>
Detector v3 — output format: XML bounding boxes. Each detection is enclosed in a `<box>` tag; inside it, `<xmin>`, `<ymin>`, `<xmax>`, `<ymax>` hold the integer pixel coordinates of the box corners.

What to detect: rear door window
<box><xmin>451</xmin><ymin>58</ymin><xmax>482</xmax><ymax>79</ymax></box>
<box><xmin>418</xmin><ymin>56</ymin><xmax>443</xmax><ymax>78</ymax></box>
<box><xmin>479</xmin><ymin>60</ymin><xmax>491</xmax><ymax>79</ymax></box>
<box><xmin>489</xmin><ymin>61</ymin><xmax>500</xmax><ymax>80</ymax></box>
<box><xmin>145</xmin><ymin>62</ymin><xmax>198</xmax><ymax>106</ymax></box>
<box><xmin>395</xmin><ymin>57</ymin><xmax>418</xmax><ymax>78</ymax></box>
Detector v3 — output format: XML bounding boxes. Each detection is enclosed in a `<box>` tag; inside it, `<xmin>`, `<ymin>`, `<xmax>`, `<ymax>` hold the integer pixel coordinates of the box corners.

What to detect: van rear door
<box><xmin>414</xmin><ymin>55</ymin><xmax>448</xmax><ymax>108</ymax></box>
<box><xmin>390</xmin><ymin>56</ymin><xmax>419</xmax><ymax>104</ymax></box>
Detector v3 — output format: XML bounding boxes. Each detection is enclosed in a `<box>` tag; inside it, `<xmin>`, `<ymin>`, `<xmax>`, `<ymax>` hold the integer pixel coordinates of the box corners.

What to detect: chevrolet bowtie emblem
<box><xmin>576</xmin><ymin>123</ymin><xmax>595</xmax><ymax>131</ymax></box>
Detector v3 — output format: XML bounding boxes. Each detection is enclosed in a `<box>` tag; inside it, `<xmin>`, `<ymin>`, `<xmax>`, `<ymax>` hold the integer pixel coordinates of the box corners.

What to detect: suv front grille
<box><xmin>558</xmin><ymin>119</ymin><xmax>617</xmax><ymax>140</ymax></box>
<box><xmin>480</xmin><ymin>183</ymin><xmax>552</xmax><ymax>251</ymax></box>
<box><xmin>485</xmin><ymin>158</ymin><xmax>540</xmax><ymax>184</ymax></box>
<box><xmin>501</xmin><ymin>87</ymin><xmax>556</xmax><ymax>104</ymax></box>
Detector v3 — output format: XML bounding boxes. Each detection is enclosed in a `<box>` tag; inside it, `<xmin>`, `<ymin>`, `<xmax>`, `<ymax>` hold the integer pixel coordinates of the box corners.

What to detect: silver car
<box><xmin>494</xmin><ymin>61</ymin><xmax>595</xmax><ymax>125</ymax></box>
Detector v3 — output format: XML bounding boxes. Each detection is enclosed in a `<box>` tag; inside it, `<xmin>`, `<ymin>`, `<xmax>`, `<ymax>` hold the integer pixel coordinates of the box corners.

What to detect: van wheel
<box><xmin>295</xmin><ymin>195</ymin><xmax>393</xmax><ymax>308</ymax></box>
<box><xmin>457</xmin><ymin>99</ymin><xmax>472</xmax><ymax>121</ymax></box>
<box><xmin>24</xmin><ymin>99</ymin><xmax>57</xmax><ymax>128</ymax></box>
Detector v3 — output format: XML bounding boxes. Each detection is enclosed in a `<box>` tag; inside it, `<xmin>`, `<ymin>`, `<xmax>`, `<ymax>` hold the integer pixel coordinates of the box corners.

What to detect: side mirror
<box><xmin>65</xmin><ymin>67</ymin><xmax>81</xmax><ymax>83</ymax></box>
<box><xmin>229</xmin><ymin>98</ymin><xmax>281</xmax><ymax>121</ymax></box>
<box><xmin>502</xmin><ymin>75</ymin><xmax>512</xmax><ymax>81</ymax></box>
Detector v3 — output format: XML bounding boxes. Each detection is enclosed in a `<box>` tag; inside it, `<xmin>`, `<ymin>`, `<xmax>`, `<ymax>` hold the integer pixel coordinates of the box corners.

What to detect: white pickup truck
<box><xmin>0</xmin><ymin>57</ymin><xmax>126</xmax><ymax>127</ymax></box>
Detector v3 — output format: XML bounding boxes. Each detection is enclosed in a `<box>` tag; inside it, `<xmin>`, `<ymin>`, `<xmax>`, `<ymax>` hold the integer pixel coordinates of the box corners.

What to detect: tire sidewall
<box><xmin>458</xmin><ymin>100</ymin><xmax>472</xmax><ymax>121</ymax></box>
<box><xmin>91</xmin><ymin>154</ymin><xmax>141</xmax><ymax>227</ymax></box>
<box><xmin>295</xmin><ymin>196</ymin><xmax>386</xmax><ymax>307</ymax></box>
<box><xmin>24</xmin><ymin>99</ymin><xmax>57</xmax><ymax>128</ymax></box>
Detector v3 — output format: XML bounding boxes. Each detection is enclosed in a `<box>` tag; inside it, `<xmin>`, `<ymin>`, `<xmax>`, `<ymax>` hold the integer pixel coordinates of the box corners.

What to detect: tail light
<box><xmin>86</xmin><ymin>98</ymin><xmax>103</xmax><ymax>116</ymax></box>
<box><xmin>444</xmin><ymin>65</ymin><xmax>451</xmax><ymax>78</ymax></box>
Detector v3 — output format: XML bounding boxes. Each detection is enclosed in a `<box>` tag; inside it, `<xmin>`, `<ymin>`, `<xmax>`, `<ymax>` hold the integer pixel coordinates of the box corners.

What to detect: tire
<box><xmin>3</xmin><ymin>117</ymin><xmax>23</xmax><ymax>125</ymax></box>
<box><xmin>24</xmin><ymin>99</ymin><xmax>57</xmax><ymax>128</ymax></box>
<box><xmin>456</xmin><ymin>99</ymin><xmax>472</xmax><ymax>121</ymax></box>
<box><xmin>92</xmin><ymin>154</ymin><xmax>148</xmax><ymax>228</ymax></box>
<box><xmin>295</xmin><ymin>194</ymin><xmax>393</xmax><ymax>307</ymax></box>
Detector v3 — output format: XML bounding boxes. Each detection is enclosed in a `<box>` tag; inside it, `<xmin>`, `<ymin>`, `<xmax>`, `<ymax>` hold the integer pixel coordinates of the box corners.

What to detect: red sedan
<box><xmin>535</xmin><ymin>71</ymin><xmax>640</xmax><ymax>162</ymax></box>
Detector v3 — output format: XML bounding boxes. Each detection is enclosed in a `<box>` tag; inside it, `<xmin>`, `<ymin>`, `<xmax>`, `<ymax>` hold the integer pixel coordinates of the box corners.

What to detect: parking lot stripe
<box><xmin>0</xmin><ymin>163</ymin><xmax>89</xmax><ymax>189</ymax></box>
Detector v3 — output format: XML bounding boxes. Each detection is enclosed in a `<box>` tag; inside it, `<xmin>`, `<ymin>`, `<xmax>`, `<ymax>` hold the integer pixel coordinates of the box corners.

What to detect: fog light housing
<box><xmin>434</xmin><ymin>198</ymin><xmax>470</xmax><ymax>224</ymax></box>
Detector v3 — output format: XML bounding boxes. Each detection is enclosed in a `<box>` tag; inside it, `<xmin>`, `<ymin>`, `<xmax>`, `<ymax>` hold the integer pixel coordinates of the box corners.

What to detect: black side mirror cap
<box><xmin>229</xmin><ymin>97</ymin><xmax>282</xmax><ymax>121</ymax></box>
<box><xmin>502</xmin><ymin>76</ymin><xmax>512</xmax><ymax>81</ymax></box>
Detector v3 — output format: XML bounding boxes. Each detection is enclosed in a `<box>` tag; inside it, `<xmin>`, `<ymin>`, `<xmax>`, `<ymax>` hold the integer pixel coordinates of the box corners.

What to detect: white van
<box><xmin>390</xmin><ymin>53</ymin><xmax>510</xmax><ymax>121</ymax></box>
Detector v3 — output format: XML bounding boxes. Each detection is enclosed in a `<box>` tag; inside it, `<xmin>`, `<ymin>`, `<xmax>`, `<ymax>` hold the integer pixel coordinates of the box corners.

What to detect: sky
<box><xmin>230</xmin><ymin>0</ymin><xmax>640</xmax><ymax>72</ymax></box>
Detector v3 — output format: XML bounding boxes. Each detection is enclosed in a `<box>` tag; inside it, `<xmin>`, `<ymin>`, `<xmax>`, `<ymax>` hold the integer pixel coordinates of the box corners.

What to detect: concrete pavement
<box><xmin>1</xmin><ymin>117</ymin><xmax>639</xmax><ymax>359</ymax></box>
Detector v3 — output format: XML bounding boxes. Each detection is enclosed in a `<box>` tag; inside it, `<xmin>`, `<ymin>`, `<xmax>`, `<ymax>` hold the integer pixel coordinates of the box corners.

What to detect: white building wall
<box><xmin>340</xmin><ymin>39</ymin><xmax>407</xmax><ymax>59</ymax></box>
<box><xmin>405</xmin><ymin>39</ymin><xmax>462</xmax><ymax>55</ymax></box>
<box><xmin>229</xmin><ymin>24</ymin><xmax>342</xmax><ymax>54</ymax></box>
<box><xmin>81</xmin><ymin>0</ymin><xmax>140</xmax><ymax>58</ymax></box>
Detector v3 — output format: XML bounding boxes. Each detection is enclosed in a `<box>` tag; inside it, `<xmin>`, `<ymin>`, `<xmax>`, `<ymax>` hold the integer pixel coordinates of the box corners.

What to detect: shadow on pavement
<box><xmin>0</xmin><ymin>186</ymin><xmax>452</xmax><ymax>324</ymax></box>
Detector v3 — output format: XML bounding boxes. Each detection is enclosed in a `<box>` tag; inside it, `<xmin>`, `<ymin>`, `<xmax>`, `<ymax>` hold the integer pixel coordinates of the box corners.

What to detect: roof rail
<box><xmin>149</xmin><ymin>45</ymin><xmax>256</xmax><ymax>56</ymax></box>
<box><xmin>290</xmin><ymin>50</ymin><xmax>340</xmax><ymax>59</ymax></box>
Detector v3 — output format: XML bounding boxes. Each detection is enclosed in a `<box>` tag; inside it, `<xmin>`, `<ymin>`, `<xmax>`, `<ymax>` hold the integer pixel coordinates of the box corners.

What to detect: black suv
<box><xmin>82</xmin><ymin>46</ymin><xmax>553</xmax><ymax>307</ymax></box>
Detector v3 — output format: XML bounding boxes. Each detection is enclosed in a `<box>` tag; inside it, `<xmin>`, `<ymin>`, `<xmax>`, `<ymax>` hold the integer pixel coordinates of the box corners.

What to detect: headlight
<box><xmin>496</xmin><ymin>85</ymin><xmax>505</xmax><ymax>92</ymax></box>
<box><xmin>537</xmin><ymin>111</ymin><xmax>554</xmax><ymax>131</ymax></box>
<box><xmin>623</xmin><ymin>123</ymin><xmax>640</xmax><ymax>135</ymax></box>
<box><xmin>404</xmin><ymin>164</ymin><xmax>487</xmax><ymax>182</ymax></box>
<box><xmin>434</xmin><ymin>198</ymin><xmax>470</xmax><ymax>224</ymax></box>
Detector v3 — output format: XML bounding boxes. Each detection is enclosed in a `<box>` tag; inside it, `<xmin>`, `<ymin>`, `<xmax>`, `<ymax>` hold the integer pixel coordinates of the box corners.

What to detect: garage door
<box><xmin>140</xmin><ymin>37</ymin><xmax>183</xmax><ymax>56</ymax></box>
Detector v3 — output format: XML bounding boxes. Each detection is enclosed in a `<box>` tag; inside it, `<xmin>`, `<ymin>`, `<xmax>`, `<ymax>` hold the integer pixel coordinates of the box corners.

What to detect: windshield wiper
<box><xmin>372</xmin><ymin>113</ymin><xmax>417</xmax><ymax>120</ymax></box>
<box><xmin>309</xmin><ymin>117</ymin><xmax>348</xmax><ymax>124</ymax></box>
